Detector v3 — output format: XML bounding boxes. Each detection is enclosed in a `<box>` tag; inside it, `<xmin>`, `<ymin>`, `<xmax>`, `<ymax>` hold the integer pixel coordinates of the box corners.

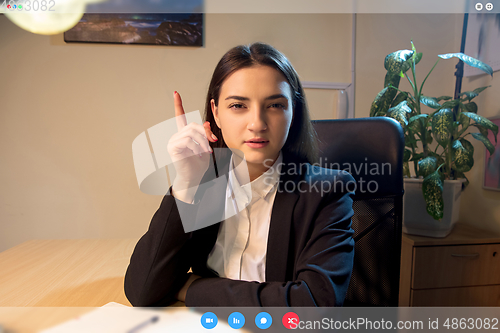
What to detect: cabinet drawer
<box><xmin>411</xmin><ymin>285</ymin><xmax>500</xmax><ymax>306</ymax></box>
<box><xmin>412</xmin><ymin>244</ymin><xmax>500</xmax><ymax>289</ymax></box>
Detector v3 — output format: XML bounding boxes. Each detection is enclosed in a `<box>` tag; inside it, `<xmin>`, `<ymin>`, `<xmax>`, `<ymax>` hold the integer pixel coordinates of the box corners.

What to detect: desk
<box><xmin>0</xmin><ymin>307</ymin><xmax>94</xmax><ymax>333</ymax></box>
<box><xmin>0</xmin><ymin>239</ymin><xmax>137</xmax><ymax>307</ymax></box>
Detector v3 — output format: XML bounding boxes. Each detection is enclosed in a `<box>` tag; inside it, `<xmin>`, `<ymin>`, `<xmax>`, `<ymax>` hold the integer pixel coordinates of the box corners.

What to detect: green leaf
<box><xmin>410</xmin><ymin>153</ymin><xmax>424</xmax><ymax>162</ymax></box>
<box><xmin>422</xmin><ymin>169</ymin><xmax>444</xmax><ymax>220</ymax></box>
<box><xmin>460</xmin><ymin>137</ymin><xmax>474</xmax><ymax>152</ymax></box>
<box><xmin>384</xmin><ymin>50</ymin><xmax>414</xmax><ymax>73</ymax></box>
<box><xmin>418</xmin><ymin>156</ymin><xmax>437</xmax><ymax>178</ymax></box>
<box><xmin>408</xmin><ymin>114</ymin><xmax>428</xmax><ymax>132</ymax></box>
<box><xmin>401</xmin><ymin>52</ymin><xmax>423</xmax><ymax>73</ymax></box>
<box><xmin>459</xmin><ymin>91</ymin><xmax>478</xmax><ymax>101</ymax></box>
<box><xmin>428</xmin><ymin>151</ymin><xmax>445</xmax><ymax>167</ymax></box>
<box><xmin>457</xmin><ymin>112</ymin><xmax>470</xmax><ymax>134</ymax></box>
<box><xmin>432</xmin><ymin>108</ymin><xmax>454</xmax><ymax>146</ymax></box>
<box><xmin>391</xmin><ymin>92</ymin><xmax>408</xmax><ymax>107</ymax></box>
<box><xmin>474</xmin><ymin>124</ymin><xmax>489</xmax><ymax>138</ymax></box>
<box><xmin>463</xmin><ymin>102</ymin><xmax>478</xmax><ymax>113</ymax></box>
<box><xmin>451</xmin><ymin>139</ymin><xmax>474</xmax><ymax>173</ymax></box>
<box><xmin>406</xmin><ymin>99</ymin><xmax>417</xmax><ymax>114</ymax></box>
<box><xmin>471</xmin><ymin>132</ymin><xmax>496</xmax><ymax>155</ymax></box>
<box><xmin>459</xmin><ymin>101</ymin><xmax>477</xmax><ymax>114</ymax></box>
<box><xmin>426</xmin><ymin>130</ymin><xmax>433</xmax><ymax>145</ymax></box>
<box><xmin>387</xmin><ymin>100</ymin><xmax>412</xmax><ymax>127</ymax></box>
<box><xmin>438</xmin><ymin>52</ymin><xmax>493</xmax><ymax>76</ymax></box>
<box><xmin>370</xmin><ymin>86</ymin><xmax>398</xmax><ymax>117</ymax></box>
<box><xmin>473</xmin><ymin>86</ymin><xmax>490</xmax><ymax>95</ymax></box>
<box><xmin>403</xmin><ymin>149</ymin><xmax>412</xmax><ymax>162</ymax></box>
<box><xmin>405</xmin><ymin>138</ymin><xmax>418</xmax><ymax>148</ymax></box>
<box><xmin>440</xmin><ymin>100</ymin><xmax>460</xmax><ymax>109</ymax></box>
<box><xmin>436</xmin><ymin>95</ymin><xmax>453</xmax><ymax>102</ymax></box>
<box><xmin>420</xmin><ymin>96</ymin><xmax>441</xmax><ymax>109</ymax></box>
<box><xmin>462</xmin><ymin>112</ymin><xmax>499</xmax><ymax>139</ymax></box>
<box><xmin>384</xmin><ymin>72</ymin><xmax>402</xmax><ymax>89</ymax></box>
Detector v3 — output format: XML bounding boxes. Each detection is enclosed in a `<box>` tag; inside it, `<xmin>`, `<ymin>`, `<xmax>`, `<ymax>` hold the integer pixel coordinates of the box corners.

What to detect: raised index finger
<box><xmin>174</xmin><ymin>91</ymin><xmax>187</xmax><ymax>130</ymax></box>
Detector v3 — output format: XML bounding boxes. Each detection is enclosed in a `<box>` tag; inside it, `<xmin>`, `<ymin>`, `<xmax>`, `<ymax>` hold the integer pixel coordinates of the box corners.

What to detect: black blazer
<box><xmin>124</xmin><ymin>151</ymin><xmax>355</xmax><ymax>307</ymax></box>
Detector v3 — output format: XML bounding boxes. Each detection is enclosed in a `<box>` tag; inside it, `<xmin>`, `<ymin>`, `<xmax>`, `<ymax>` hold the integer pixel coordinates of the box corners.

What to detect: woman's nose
<box><xmin>246</xmin><ymin>106</ymin><xmax>267</xmax><ymax>132</ymax></box>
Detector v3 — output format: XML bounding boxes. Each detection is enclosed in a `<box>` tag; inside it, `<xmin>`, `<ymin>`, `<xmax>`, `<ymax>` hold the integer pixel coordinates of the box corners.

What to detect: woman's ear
<box><xmin>211</xmin><ymin>99</ymin><xmax>221</xmax><ymax>128</ymax></box>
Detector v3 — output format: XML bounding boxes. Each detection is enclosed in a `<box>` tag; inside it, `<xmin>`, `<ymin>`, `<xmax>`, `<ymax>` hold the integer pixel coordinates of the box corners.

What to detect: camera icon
<box><xmin>201</xmin><ymin>312</ymin><xmax>218</xmax><ymax>329</ymax></box>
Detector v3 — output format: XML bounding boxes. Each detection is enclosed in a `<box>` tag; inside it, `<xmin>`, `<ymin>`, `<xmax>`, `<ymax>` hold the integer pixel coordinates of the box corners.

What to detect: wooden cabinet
<box><xmin>399</xmin><ymin>223</ymin><xmax>500</xmax><ymax>306</ymax></box>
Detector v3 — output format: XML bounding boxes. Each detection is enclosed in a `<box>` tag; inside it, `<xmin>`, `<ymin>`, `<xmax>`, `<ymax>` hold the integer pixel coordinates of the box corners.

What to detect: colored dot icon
<box><xmin>282</xmin><ymin>312</ymin><xmax>300</xmax><ymax>329</ymax></box>
<box><xmin>201</xmin><ymin>312</ymin><xmax>218</xmax><ymax>329</ymax></box>
<box><xmin>228</xmin><ymin>312</ymin><xmax>245</xmax><ymax>329</ymax></box>
<box><xmin>255</xmin><ymin>312</ymin><xmax>272</xmax><ymax>329</ymax></box>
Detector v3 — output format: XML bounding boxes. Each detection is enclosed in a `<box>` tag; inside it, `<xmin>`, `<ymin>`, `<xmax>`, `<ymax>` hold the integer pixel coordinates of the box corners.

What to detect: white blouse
<box><xmin>206</xmin><ymin>152</ymin><xmax>283</xmax><ymax>282</ymax></box>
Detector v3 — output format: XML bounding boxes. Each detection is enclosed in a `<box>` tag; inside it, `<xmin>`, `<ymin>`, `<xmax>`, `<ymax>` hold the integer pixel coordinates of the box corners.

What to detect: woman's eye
<box><xmin>229</xmin><ymin>103</ymin><xmax>245</xmax><ymax>109</ymax></box>
<box><xmin>269</xmin><ymin>103</ymin><xmax>285</xmax><ymax>109</ymax></box>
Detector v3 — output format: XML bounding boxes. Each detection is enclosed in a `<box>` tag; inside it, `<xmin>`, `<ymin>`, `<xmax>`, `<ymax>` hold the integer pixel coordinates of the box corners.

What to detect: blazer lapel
<box><xmin>265</xmin><ymin>154</ymin><xmax>301</xmax><ymax>282</ymax></box>
<box><xmin>192</xmin><ymin>150</ymin><xmax>232</xmax><ymax>231</ymax></box>
<box><xmin>191</xmin><ymin>155</ymin><xmax>231</xmax><ymax>274</ymax></box>
<box><xmin>194</xmin><ymin>150</ymin><xmax>303</xmax><ymax>282</ymax></box>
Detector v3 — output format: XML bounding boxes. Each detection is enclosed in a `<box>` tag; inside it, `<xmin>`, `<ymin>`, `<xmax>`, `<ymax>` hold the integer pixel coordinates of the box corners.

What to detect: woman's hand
<box><xmin>167</xmin><ymin>91</ymin><xmax>218</xmax><ymax>203</ymax></box>
<box><xmin>175</xmin><ymin>273</ymin><xmax>201</xmax><ymax>302</ymax></box>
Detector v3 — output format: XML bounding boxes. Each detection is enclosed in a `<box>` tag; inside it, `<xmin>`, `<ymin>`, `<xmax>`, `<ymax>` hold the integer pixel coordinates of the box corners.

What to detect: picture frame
<box><xmin>483</xmin><ymin>117</ymin><xmax>500</xmax><ymax>191</ymax></box>
<box><xmin>64</xmin><ymin>14</ymin><xmax>203</xmax><ymax>46</ymax></box>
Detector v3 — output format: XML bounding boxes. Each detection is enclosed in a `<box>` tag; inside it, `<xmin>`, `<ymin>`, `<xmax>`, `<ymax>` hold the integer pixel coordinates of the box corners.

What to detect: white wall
<box><xmin>0</xmin><ymin>14</ymin><xmax>352</xmax><ymax>252</ymax></box>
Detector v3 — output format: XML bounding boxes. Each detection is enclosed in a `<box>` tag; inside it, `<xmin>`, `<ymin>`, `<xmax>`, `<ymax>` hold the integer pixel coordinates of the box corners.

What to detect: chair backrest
<box><xmin>312</xmin><ymin>117</ymin><xmax>404</xmax><ymax>306</ymax></box>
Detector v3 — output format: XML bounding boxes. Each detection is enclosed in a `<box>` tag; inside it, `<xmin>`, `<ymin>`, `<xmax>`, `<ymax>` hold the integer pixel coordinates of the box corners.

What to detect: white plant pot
<box><xmin>403</xmin><ymin>178</ymin><xmax>465</xmax><ymax>238</ymax></box>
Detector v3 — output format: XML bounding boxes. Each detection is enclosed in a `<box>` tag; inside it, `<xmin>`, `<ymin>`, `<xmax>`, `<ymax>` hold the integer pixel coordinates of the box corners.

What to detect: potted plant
<box><xmin>370</xmin><ymin>41</ymin><xmax>497</xmax><ymax>237</ymax></box>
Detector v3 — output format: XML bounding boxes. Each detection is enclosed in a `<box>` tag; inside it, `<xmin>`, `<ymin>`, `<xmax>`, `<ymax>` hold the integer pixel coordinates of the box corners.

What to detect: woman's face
<box><xmin>211</xmin><ymin>65</ymin><xmax>293</xmax><ymax>169</ymax></box>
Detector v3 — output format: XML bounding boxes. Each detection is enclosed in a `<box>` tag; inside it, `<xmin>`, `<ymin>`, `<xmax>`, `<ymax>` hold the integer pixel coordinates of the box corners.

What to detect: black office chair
<box><xmin>312</xmin><ymin>117</ymin><xmax>404</xmax><ymax>306</ymax></box>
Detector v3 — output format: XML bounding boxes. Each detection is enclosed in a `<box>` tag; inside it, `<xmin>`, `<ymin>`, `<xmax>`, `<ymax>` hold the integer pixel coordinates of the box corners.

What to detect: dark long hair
<box><xmin>204</xmin><ymin>42</ymin><xmax>318</xmax><ymax>164</ymax></box>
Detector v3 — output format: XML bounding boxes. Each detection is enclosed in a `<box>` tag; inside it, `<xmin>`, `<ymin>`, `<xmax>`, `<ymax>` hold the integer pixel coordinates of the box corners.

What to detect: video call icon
<box><xmin>201</xmin><ymin>312</ymin><xmax>218</xmax><ymax>329</ymax></box>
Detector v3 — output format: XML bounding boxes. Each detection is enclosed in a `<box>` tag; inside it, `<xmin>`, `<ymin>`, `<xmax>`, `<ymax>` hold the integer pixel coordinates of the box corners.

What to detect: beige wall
<box><xmin>0</xmin><ymin>14</ymin><xmax>352</xmax><ymax>252</ymax></box>
<box><xmin>355</xmin><ymin>14</ymin><xmax>463</xmax><ymax>118</ymax></box>
<box><xmin>459</xmin><ymin>65</ymin><xmax>500</xmax><ymax>234</ymax></box>
<box><xmin>1</xmin><ymin>13</ymin><xmax>500</xmax><ymax>253</ymax></box>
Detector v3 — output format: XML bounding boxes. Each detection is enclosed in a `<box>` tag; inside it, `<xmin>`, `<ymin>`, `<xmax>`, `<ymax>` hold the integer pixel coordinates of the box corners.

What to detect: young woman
<box><xmin>124</xmin><ymin>42</ymin><xmax>355</xmax><ymax>307</ymax></box>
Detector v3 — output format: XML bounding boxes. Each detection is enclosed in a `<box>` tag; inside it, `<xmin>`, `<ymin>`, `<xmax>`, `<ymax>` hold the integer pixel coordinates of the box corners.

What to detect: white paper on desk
<box><xmin>39</xmin><ymin>307</ymin><xmax>238</xmax><ymax>333</ymax></box>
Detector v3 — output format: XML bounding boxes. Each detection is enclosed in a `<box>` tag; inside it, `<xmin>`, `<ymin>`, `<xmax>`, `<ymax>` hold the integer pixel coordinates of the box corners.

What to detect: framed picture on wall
<box><xmin>64</xmin><ymin>14</ymin><xmax>203</xmax><ymax>46</ymax></box>
<box><xmin>483</xmin><ymin>117</ymin><xmax>500</xmax><ymax>191</ymax></box>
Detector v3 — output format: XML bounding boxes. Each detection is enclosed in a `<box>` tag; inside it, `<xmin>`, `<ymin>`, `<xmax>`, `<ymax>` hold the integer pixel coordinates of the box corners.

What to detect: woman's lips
<box><xmin>245</xmin><ymin>140</ymin><xmax>269</xmax><ymax>149</ymax></box>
